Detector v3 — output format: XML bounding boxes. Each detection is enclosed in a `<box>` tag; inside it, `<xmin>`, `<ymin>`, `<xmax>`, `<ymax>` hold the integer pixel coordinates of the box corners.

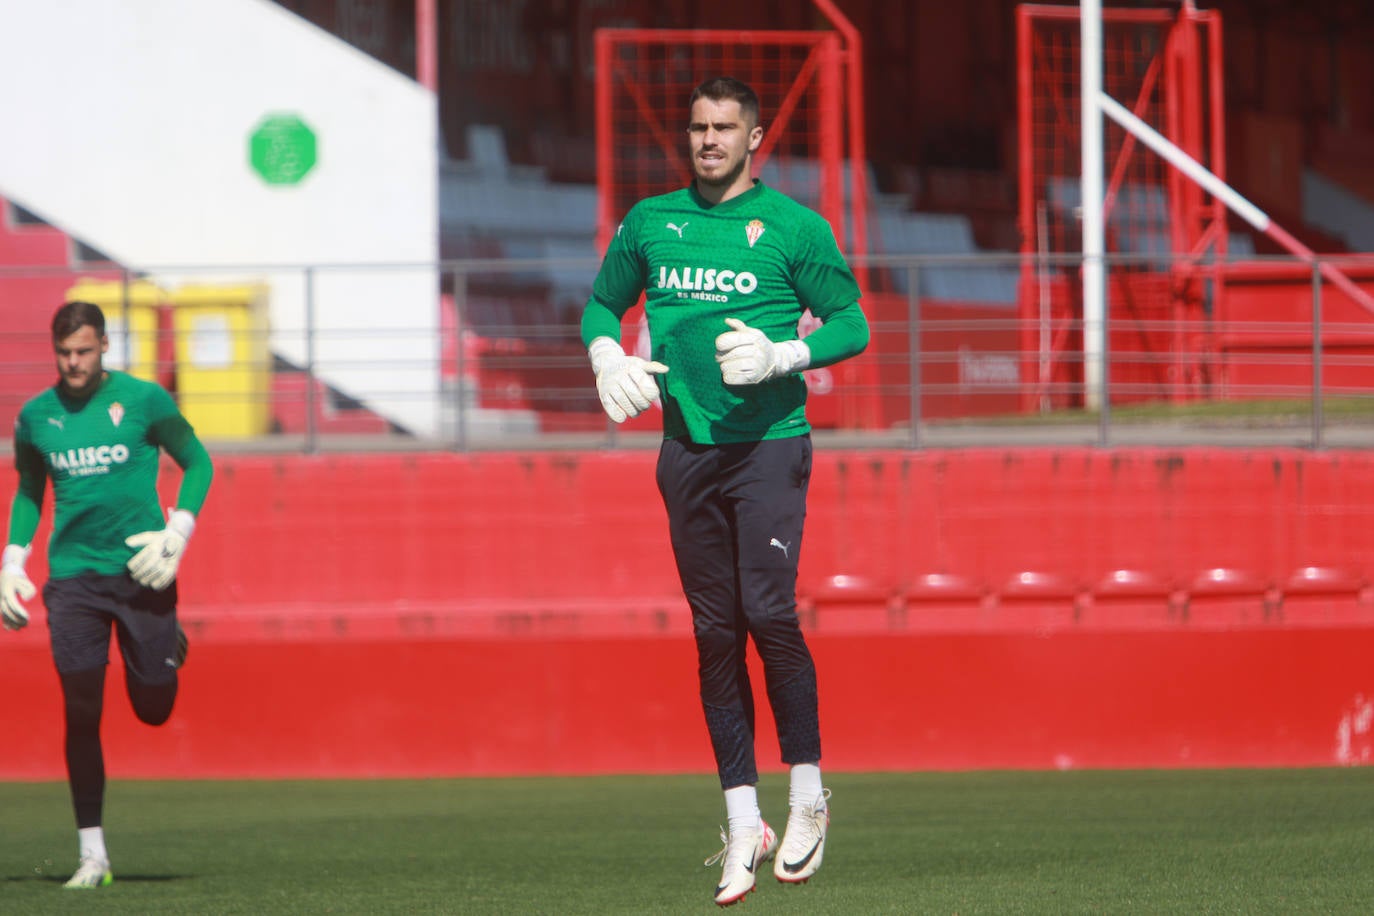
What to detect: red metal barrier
<box><xmin>2</xmin><ymin>627</ymin><xmax>1370</xmax><ymax>779</ymax></box>
<box><xmin>2</xmin><ymin>447</ymin><xmax>1372</xmax><ymax>778</ymax></box>
<box><xmin>127</xmin><ymin>447</ymin><xmax>1373</xmax><ymax>612</ymax></box>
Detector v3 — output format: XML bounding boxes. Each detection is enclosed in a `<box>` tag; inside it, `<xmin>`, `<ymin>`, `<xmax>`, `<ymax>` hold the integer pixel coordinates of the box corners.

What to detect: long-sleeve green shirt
<box><xmin>8</xmin><ymin>370</ymin><xmax>213</xmax><ymax>579</ymax></box>
<box><xmin>582</xmin><ymin>180</ymin><xmax>869</xmax><ymax>444</ymax></box>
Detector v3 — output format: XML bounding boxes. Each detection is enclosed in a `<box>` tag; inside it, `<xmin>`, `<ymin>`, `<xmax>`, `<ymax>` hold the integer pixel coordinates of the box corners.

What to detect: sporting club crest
<box><xmin>745</xmin><ymin>219</ymin><xmax>765</xmax><ymax>248</ymax></box>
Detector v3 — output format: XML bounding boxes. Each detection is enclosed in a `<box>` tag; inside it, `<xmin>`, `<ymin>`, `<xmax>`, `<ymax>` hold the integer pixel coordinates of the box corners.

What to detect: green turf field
<box><xmin>2</xmin><ymin>768</ymin><xmax>1371</xmax><ymax>914</ymax></box>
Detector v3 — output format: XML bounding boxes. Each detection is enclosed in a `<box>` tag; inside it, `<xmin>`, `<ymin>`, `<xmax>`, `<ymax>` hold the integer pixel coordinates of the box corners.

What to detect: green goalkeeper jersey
<box><xmin>582</xmin><ymin>180</ymin><xmax>869</xmax><ymax>444</ymax></box>
<box><xmin>9</xmin><ymin>370</ymin><xmax>213</xmax><ymax>579</ymax></box>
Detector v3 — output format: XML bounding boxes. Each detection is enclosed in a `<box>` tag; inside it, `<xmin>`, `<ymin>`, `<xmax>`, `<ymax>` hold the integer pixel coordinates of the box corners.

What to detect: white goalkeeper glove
<box><xmin>1</xmin><ymin>544</ymin><xmax>35</xmax><ymax>631</ymax></box>
<box><xmin>125</xmin><ymin>509</ymin><xmax>197</xmax><ymax>591</ymax></box>
<box><xmin>588</xmin><ymin>337</ymin><xmax>669</xmax><ymax>423</ymax></box>
<box><xmin>714</xmin><ymin>318</ymin><xmax>810</xmax><ymax>385</ymax></box>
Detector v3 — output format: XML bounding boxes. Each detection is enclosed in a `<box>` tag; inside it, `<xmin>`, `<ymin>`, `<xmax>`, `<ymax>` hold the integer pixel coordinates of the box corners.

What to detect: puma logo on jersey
<box><xmin>769</xmin><ymin>538</ymin><xmax>791</xmax><ymax>558</ymax></box>
<box><xmin>666</xmin><ymin>221</ymin><xmax>689</xmax><ymax>238</ymax></box>
<box><xmin>47</xmin><ymin>417</ymin><xmax>64</xmax><ymax>431</ymax></box>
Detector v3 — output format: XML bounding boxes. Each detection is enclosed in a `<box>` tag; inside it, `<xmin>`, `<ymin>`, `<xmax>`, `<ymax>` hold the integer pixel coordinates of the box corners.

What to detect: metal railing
<box><xmin>2</xmin><ymin>252</ymin><xmax>1373</xmax><ymax>453</ymax></box>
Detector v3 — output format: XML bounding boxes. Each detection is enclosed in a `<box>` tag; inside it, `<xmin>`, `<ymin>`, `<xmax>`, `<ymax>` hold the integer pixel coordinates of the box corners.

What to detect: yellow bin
<box><xmin>63</xmin><ymin>278</ymin><xmax>168</xmax><ymax>383</ymax></box>
<box><xmin>170</xmin><ymin>284</ymin><xmax>271</xmax><ymax>438</ymax></box>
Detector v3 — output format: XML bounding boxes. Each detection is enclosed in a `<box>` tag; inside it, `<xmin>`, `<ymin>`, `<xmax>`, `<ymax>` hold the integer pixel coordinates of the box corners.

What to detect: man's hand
<box><xmin>588</xmin><ymin>337</ymin><xmax>669</xmax><ymax>423</ymax></box>
<box><xmin>1</xmin><ymin>544</ymin><xmax>35</xmax><ymax>631</ymax></box>
<box><xmin>715</xmin><ymin>318</ymin><xmax>810</xmax><ymax>385</ymax></box>
<box><xmin>125</xmin><ymin>509</ymin><xmax>197</xmax><ymax>591</ymax></box>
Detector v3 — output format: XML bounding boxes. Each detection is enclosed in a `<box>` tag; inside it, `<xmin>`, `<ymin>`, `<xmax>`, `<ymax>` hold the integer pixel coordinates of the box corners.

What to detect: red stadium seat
<box><xmin>1081</xmin><ymin>569</ymin><xmax>1179</xmax><ymax>629</ymax></box>
<box><xmin>1277</xmin><ymin>566</ymin><xmax>1367</xmax><ymax>626</ymax></box>
<box><xmin>992</xmin><ymin>571</ymin><xmax>1083</xmax><ymax>631</ymax></box>
<box><xmin>899</xmin><ymin>573</ymin><xmax>989</xmax><ymax>631</ymax></box>
<box><xmin>796</xmin><ymin>573</ymin><xmax>897</xmax><ymax>634</ymax></box>
<box><xmin>1182</xmin><ymin>567</ymin><xmax>1275</xmax><ymax>628</ymax></box>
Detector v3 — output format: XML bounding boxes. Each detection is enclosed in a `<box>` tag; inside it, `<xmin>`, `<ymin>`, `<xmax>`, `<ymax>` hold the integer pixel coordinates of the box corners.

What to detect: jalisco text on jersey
<box><xmin>49</xmin><ymin>444</ymin><xmax>131</xmax><ymax>474</ymax></box>
<box><xmin>657</xmin><ymin>266</ymin><xmax>759</xmax><ymax>294</ymax></box>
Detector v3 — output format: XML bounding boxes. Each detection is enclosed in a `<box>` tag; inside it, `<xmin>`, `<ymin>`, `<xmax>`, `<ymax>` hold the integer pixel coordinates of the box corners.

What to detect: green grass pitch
<box><xmin>2</xmin><ymin>768</ymin><xmax>1372</xmax><ymax>914</ymax></box>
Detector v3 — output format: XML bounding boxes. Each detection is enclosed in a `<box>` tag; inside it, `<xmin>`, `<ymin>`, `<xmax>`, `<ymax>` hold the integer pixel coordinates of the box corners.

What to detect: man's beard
<box><xmin>61</xmin><ymin>370</ymin><xmax>93</xmax><ymax>392</ymax></box>
<box><xmin>694</xmin><ymin>154</ymin><xmax>747</xmax><ymax>189</ymax></box>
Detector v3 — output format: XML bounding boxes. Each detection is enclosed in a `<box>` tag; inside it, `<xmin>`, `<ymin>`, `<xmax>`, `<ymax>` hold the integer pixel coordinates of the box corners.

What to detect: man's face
<box><xmin>54</xmin><ymin>325</ymin><xmax>106</xmax><ymax>395</ymax></box>
<box><xmin>688</xmin><ymin>97</ymin><xmax>762</xmax><ymax>192</ymax></box>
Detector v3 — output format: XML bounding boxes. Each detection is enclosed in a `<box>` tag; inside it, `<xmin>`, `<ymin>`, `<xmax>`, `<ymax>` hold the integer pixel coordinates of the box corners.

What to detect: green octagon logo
<box><xmin>249</xmin><ymin>114</ymin><xmax>317</xmax><ymax>186</ymax></box>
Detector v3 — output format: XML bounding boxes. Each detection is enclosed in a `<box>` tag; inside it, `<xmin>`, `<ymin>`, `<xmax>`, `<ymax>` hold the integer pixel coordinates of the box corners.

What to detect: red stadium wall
<box><xmin>2</xmin><ymin>448</ymin><xmax>1373</xmax><ymax>780</ymax></box>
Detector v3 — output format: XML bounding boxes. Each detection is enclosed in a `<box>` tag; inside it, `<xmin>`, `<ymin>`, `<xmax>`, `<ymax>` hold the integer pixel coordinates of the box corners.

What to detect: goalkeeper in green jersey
<box><xmin>582</xmin><ymin>76</ymin><xmax>869</xmax><ymax>906</ymax></box>
<box><xmin>0</xmin><ymin>301</ymin><xmax>214</xmax><ymax>889</ymax></box>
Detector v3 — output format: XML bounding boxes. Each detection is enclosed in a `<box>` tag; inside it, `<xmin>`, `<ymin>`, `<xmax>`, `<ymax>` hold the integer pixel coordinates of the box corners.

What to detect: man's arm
<box><xmin>2</xmin><ymin>437</ymin><xmax>45</xmax><ymax>630</ymax></box>
<box><xmin>715</xmin><ymin>300</ymin><xmax>869</xmax><ymax>386</ymax></box>
<box><xmin>580</xmin><ymin>212</ymin><xmax>648</xmax><ymax>348</ymax></box>
<box><xmin>6</xmin><ymin>442</ymin><xmax>46</xmax><ymax>548</ymax></box>
<box><xmin>797</xmin><ymin>301</ymin><xmax>869</xmax><ymax>369</ymax></box>
<box><xmin>153</xmin><ymin>414</ymin><xmax>214</xmax><ymax>515</ymax></box>
<box><xmin>126</xmin><ymin>408</ymin><xmax>213</xmax><ymax>590</ymax></box>
<box><xmin>785</xmin><ymin>211</ymin><xmax>871</xmax><ymax>370</ymax></box>
<box><xmin>580</xmin><ymin>212</ymin><xmax>670</xmax><ymax>422</ymax></box>
<box><xmin>581</xmin><ymin>298</ymin><xmax>627</xmax><ymax>348</ymax></box>
<box><xmin>583</xmin><ymin>299</ymin><xmax>669</xmax><ymax>423</ymax></box>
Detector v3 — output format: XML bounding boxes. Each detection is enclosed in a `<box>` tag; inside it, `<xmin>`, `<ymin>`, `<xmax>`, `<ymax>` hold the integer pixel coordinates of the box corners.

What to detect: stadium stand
<box><xmin>1301</xmin><ymin>168</ymin><xmax>1374</xmax><ymax>252</ymax></box>
<box><xmin>442</xmin><ymin>124</ymin><xmax>1022</xmax><ymax>308</ymax></box>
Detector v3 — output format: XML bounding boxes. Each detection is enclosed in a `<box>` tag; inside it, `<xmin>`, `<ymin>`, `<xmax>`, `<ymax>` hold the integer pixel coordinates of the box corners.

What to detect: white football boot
<box><xmin>705</xmin><ymin>820</ymin><xmax>778</xmax><ymax>906</ymax></box>
<box><xmin>774</xmin><ymin>788</ymin><xmax>830</xmax><ymax>883</ymax></box>
<box><xmin>63</xmin><ymin>856</ymin><xmax>113</xmax><ymax>889</ymax></box>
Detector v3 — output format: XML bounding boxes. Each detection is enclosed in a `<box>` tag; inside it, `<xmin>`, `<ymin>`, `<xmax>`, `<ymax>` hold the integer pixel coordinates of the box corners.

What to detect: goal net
<box><xmin>1017</xmin><ymin>3</ymin><xmax>1226</xmax><ymax>408</ymax></box>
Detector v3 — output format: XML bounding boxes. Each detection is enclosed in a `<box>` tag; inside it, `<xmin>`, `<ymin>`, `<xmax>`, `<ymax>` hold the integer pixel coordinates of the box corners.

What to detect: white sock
<box><xmin>789</xmin><ymin>763</ymin><xmax>824</xmax><ymax>810</ymax></box>
<box><xmin>78</xmin><ymin>826</ymin><xmax>107</xmax><ymax>863</ymax></box>
<box><xmin>723</xmin><ymin>785</ymin><xmax>761</xmax><ymax>835</ymax></box>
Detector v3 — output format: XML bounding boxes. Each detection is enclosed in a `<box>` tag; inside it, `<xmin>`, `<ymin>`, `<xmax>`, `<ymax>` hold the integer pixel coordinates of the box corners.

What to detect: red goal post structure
<box><xmin>592</xmin><ymin>14</ymin><xmax>876</xmax><ymax>427</ymax></box>
<box><xmin>1017</xmin><ymin>3</ymin><xmax>1227</xmax><ymax>409</ymax></box>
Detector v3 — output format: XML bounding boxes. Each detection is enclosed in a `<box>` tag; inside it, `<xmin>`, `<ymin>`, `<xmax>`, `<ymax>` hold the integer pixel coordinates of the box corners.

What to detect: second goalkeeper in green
<box><xmin>582</xmin><ymin>76</ymin><xmax>869</xmax><ymax>906</ymax></box>
<box><xmin>1</xmin><ymin>301</ymin><xmax>214</xmax><ymax>890</ymax></box>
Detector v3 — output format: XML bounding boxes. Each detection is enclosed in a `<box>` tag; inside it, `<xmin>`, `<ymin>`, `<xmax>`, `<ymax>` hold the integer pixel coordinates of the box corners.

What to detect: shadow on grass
<box><xmin>5</xmin><ymin>873</ymin><xmax>188</xmax><ymax>884</ymax></box>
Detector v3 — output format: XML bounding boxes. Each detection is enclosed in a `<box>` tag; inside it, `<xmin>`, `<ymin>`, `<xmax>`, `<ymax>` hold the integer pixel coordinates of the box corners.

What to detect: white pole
<box><xmin>1036</xmin><ymin>201</ymin><xmax>1052</xmax><ymax>413</ymax></box>
<box><xmin>1098</xmin><ymin>91</ymin><xmax>1374</xmax><ymax>317</ymax></box>
<box><xmin>1080</xmin><ymin>0</ymin><xmax>1106</xmax><ymax>410</ymax></box>
<box><xmin>1098</xmin><ymin>94</ymin><xmax>1268</xmax><ymax>230</ymax></box>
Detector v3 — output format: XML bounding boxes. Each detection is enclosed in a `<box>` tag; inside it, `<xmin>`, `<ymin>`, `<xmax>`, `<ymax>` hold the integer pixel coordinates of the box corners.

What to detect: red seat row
<box><xmin>797</xmin><ymin>567</ymin><xmax>1374</xmax><ymax>633</ymax></box>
